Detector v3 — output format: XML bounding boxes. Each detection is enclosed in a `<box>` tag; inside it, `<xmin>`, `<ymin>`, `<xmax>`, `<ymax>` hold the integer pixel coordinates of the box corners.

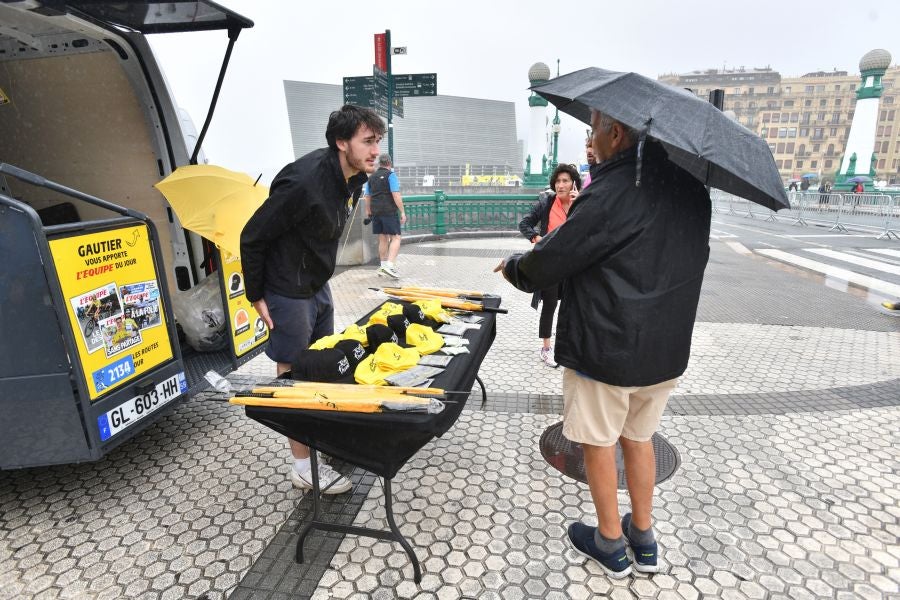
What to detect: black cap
<box><xmin>333</xmin><ymin>339</ymin><xmax>367</xmax><ymax>370</ymax></box>
<box><xmin>402</xmin><ymin>303</ymin><xmax>426</xmax><ymax>325</ymax></box>
<box><xmin>386</xmin><ymin>314</ymin><xmax>410</xmax><ymax>340</ymax></box>
<box><xmin>366</xmin><ymin>323</ymin><xmax>398</xmax><ymax>350</ymax></box>
<box><xmin>291</xmin><ymin>348</ymin><xmax>355</xmax><ymax>383</ymax></box>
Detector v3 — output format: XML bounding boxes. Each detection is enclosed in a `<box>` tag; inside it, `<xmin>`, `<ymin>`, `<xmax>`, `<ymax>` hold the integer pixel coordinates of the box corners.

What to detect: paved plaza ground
<box><xmin>2</xmin><ymin>215</ymin><xmax>899</xmax><ymax>599</ymax></box>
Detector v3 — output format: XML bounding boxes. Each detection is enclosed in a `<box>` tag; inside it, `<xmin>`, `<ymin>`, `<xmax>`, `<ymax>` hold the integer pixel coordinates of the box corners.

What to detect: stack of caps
<box><xmin>355</xmin><ymin>342</ymin><xmax>421</xmax><ymax>385</ymax></box>
<box><xmin>290</xmin><ymin>348</ymin><xmax>356</xmax><ymax>383</ymax></box>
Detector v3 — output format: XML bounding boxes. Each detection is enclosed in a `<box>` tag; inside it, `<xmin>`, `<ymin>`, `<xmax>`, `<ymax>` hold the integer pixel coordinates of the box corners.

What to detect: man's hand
<box><xmin>400</xmin><ymin>212</ymin><xmax>407</xmax><ymax>225</ymax></box>
<box><xmin>531</xmin><ymin>235</ymin><xmax>542</xmax><ymax>244</ymax></box>
<box><xmin>253</xmin><ymin>298</ymin><xmax>274</xmax><ymax>330</ymax></box>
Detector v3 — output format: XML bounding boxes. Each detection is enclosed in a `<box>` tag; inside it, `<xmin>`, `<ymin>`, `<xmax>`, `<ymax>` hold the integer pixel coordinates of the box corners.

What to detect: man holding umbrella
<box><xmin>240</xmin><ymin>105</ymin><xmax>385</xmax><ymax>493</ymax></box>
<box><xmin>496</xmin><ymin>66</ymin><xmax>786</xmax><ymax>577</ymax></box>
<box><xmin>497</xmin><ymin>108</ymin><xmax>712</xmax><ymax>577</ymax></box>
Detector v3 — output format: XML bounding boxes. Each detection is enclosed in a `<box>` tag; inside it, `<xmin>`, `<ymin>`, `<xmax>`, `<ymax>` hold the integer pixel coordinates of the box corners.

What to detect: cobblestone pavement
<box><xmin>1</xmin><ymin>236</ymin><xmax>898</xmax><ymax>600</ymax></box>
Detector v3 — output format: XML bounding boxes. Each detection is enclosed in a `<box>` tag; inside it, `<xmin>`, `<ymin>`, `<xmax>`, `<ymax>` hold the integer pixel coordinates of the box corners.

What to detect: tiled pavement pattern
<box><xmin>1</xmin><ymin>236</ymin><xmax>899</xmax><ymax>600</ymax></box>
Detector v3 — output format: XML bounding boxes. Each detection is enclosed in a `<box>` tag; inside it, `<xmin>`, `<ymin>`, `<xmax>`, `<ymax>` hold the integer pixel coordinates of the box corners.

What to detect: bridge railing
<box><xmin>403</xmin><ymin>190</ymin><xmax>536</xmax><ymax>235</ymax></box>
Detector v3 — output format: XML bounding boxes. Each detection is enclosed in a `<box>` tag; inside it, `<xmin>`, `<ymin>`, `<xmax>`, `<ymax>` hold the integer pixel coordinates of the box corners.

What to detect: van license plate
<box><xmin>98</xmin><ymin>372</ymin><xmax>187</xmax><ymax>442</ymax></box>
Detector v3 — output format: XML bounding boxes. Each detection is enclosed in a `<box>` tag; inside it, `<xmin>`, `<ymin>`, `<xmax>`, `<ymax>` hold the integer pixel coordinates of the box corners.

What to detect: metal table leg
<box><xmin>476</xmin><ymin>374</ymin><xmax>487</xmax><ymax>407</ymax></box>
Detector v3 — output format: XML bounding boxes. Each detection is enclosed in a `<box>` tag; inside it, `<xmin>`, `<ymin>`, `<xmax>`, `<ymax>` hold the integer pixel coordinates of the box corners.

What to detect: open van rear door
<box><xmin>63</xmin><ymin>1</ymin><xmax>253</xmax><ymax>34</ymax></box>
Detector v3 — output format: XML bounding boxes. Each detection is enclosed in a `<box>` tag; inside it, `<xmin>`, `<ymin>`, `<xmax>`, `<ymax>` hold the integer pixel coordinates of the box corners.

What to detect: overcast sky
<box><xmin>149</xmin><ymin>0</ymin><xmax>897</xmax><ymax>183</ymax></box>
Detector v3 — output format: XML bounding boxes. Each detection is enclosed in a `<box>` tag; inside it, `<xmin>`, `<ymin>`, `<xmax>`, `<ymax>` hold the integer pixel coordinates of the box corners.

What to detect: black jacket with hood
<box><xmin>503</xmin><ymin>142</ymin><xmax>711</xmax><ymax>387</ymax></box>
<box><xmin>519</xmin><ymin>190</ymin><xmax>558</xmax><ymax>309</ymax></box>
<box><xmin>240</xmin><ymin>148</ymin><xmax>368</xmax><ymax>302</ymax></box>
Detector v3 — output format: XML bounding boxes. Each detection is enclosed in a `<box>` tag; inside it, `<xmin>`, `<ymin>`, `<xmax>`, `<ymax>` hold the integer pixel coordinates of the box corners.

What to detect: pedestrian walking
<box><xmin>582</xmin><ymin>136</ymin><xmax>596</xmax><ymax>188</ymax></box>
<box><xmin>240</xmin><ymin>104</ymin><xmax>385</xmax><ymax>494</ymax></box>
<box><xmin>364</xmin><ymin>153</ymin><xmax>406</xmax><ymax>279</ymax></box>
<box><xmin>496</xmin><ymin>109</ymin><xmax>711</xmax><ymax>578</ymax></box>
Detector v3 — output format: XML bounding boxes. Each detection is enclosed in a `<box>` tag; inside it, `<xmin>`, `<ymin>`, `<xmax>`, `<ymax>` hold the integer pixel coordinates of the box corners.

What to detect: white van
<box><xmin>0</xmin><ymin>1</ymin><xmax>259</xmax><ymax>468</ymax></box>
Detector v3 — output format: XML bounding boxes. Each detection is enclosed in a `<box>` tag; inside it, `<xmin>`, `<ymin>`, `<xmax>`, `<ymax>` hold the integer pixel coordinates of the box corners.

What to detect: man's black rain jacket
<box><xmin>503</xmin><ymin>142</ymin><xmax>711</xmax><ymax>387</ymax></box>
<box><xmin>240</xmin><ymin>148</ymin><xmax>368</xmax><ymax>302</ymax></box>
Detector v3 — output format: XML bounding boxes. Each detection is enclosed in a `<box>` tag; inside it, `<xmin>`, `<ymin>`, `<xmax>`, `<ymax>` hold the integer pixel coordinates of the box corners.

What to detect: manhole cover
<box><xmin>539</xmin><ymin>422</ymin><xmax>680</xmax><ymax>489</ymax></box>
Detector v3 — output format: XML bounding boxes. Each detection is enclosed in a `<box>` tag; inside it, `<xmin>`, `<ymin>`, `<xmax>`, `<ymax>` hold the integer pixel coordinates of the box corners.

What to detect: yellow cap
<box><xmin>341</xmin><ymin>323</ymin><xmax>369</xmax><ymax>345</ymax></box>
<box><xmin>309</xmin><ymin>333</ymin><xmax>344</xmax><ymax>350</ymax></box>
<box><xmin>405</xmin><ymin>323</ymin><xmax>444</xmax><ymax>355</ymax></box>
<box><xmin>355</xmin><ymin>354</ymin><xmax>387</xmax><ymax>385</ymax></box>
<box><xmin>367</xmin><ymin>302</ymin><xmax>404</xmax><ymax>326</ymax></box>
<box><xmin>373</xmin><ymin>342</ymin><xmax>421</xmax><ymax>371</ymax></box>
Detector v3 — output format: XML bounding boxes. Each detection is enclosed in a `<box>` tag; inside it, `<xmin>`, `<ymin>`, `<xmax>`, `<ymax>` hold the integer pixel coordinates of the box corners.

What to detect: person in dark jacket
<box><xmin>518</xmin><ymin>163</ymin><xmax>581</xmax><ymax>367</ymax></box>
<box><xmin>240</xmin><ymin>104</ymin><xmax>385</xmax><ymax>494</ymax></box>
<box><xmin>496</xmin><ymin>109</ymin><xmax>711</xmax><ymax>578</ymax></box>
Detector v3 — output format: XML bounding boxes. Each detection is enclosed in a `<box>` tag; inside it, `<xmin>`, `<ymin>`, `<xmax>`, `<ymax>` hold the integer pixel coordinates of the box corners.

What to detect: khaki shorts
<box><xmin>562</xmin><ymin>368</ymin><xmax>678</xmax><ymax>447</ymax></box>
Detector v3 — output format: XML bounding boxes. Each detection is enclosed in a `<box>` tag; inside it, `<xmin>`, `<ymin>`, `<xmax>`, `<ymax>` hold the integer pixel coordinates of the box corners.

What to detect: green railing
<box><xmin>404</xmin><ymin>190</ymin><xmax>538</xmax><ymax>235</ymax></box>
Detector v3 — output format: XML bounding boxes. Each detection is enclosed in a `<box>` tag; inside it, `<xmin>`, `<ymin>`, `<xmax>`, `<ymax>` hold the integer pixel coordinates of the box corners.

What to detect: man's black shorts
<box><xmin>372</xmin><ymin>214</ymin><xmax>402</xmax><ymax>235</ymax></box>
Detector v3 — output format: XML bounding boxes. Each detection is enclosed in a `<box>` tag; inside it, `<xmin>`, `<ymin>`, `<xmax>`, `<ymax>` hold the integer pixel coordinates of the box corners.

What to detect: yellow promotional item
<box><xmin>154</xmin><ymin>164</ymin><xmax>269</xmax><ymax>257</ymax></box>
<box><xmin>341</xmin><ymin>323</ymin><xmax>369</xmax><ymax>345</ymax></box>
<box><xmin>367</xmin><ymin>302</ymin><xmax>404</xmax><ymax>326</ymax></box>
<box><xmin>405</xmin><ymin>323</ymin><xmax>444</xmax><ymax>355</ymax></box>
<box><xmin>309</xmin><ymin>334</ymin><xmax>344</xmax><ymax>350</ymax></box>
<box><xmin>354</xmin><ymin>342</ymin><xmax>421</xmax><ymax>385</ymax></box>
<box><xmin>414</xmin><ymin>299</ymin><xmax>452</xmax><ymax>323</ymax></box>
<box><xmin>355</xmin><ymin>354</ymin><xmax>387</xmax><ymax>385</ymax></box>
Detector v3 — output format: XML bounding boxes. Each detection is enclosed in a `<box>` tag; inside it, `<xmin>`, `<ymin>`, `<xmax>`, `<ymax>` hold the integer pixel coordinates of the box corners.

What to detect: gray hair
<box><xmin>592</xmin><ymin>111</ymin><xmax>639</xmax><ymax>145</ymax></box>
<box><xmin>378</xmin><ymin>153</ymin><xmax>393</xmax><ymax>167</ymax></box>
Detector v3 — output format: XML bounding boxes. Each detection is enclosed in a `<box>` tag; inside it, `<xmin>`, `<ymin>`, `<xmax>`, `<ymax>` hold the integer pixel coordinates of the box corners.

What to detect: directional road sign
<box><xmin>391</xmin><ymin>73</ymin><xmax>437</xmax><ymax>98</ymax></box>
<box><xmin>391</xmin><ymin>46</ymin><xmax>407</xmax><ymax>55</ymax></box>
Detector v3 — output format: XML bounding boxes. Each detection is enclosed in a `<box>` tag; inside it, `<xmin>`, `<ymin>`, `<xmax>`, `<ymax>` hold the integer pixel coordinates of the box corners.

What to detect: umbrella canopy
<box><xmin>847</xmin><ymin>175</ymin><xmax>872</xmax><ymax>183</ymax></box>
<box><xmin>801</xmin><ymin>173</ymin><xmax>818</xmax><ymax>178</ymax></box>
<box><xmin>531</xmin><ymin>67</ymin><xmax>789</xmax><ymax>211</ymax></box>
<box><xmin>154</xmin><ymin>164</ymin><xmax>269</xmax><ymax>257</ymax></box>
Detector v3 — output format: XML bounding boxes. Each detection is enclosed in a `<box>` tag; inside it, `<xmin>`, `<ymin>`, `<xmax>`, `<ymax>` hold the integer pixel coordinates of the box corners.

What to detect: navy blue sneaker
<box><xmin>622</xmin><ymin>513</ymin><xmax>660</xmax><ymax>573</ymax></box>
<box><xmin>567</xmin><ymin>522</ymin><xmax>632</xmax><ymax>578</ymax></box>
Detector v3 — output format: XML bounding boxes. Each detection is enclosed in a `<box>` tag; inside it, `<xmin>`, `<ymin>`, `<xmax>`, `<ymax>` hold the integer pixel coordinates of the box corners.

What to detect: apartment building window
<box><xmin>779</xmin><ymin>128</ymin><xmax>788</xmax><ymax>138</ymax></box>
<box><xmin>804</xmin><ymin>99</ymin><xmax>812</xmax><ymax>107</ymax></box>
<box><xmin>835</xmin><ymin>98</ymin><xmax>842</xmax><ymax>106</ymax></box>
<box><xmin>772</xmin><ymin>113</ymin><xmax>780</xmax><ymax>123</ymax></box>
<box><xmin>813</xmin><ymin>144</ymin><xmax>821</xmax><ymax>152</ymax></box>
<box><xmin>831</xmin><ymin>113</ymin><xmax>840</xmax><ymax>124</ymax></box>
<box><xmin>762</xmin><ymin>113</ymin><xmax>771</xmax><ymax>123</ymax></box>
<box><xmin>786</xmin><ymin>142</ymin><xmax>795</xmax><ymax>153</ymax></box>
<box><xmin>834</xmin><ymin>84</ymin><xmax>841</xmax><ymax>91</ymax></box>
<box><xmin>850</xmin><ymin>84</ymin><xmax>856</xmax><ymax>91</ymax></box>
<box><xmin>800</xmin><ymin>128</ymin><xmax>809</xmax><ymax>137</ymax></box>
<box><xmin>896</xmin><ymin>141</ymin><xmax>900</xmax><ymax>152</ymax></box>
<box><xmin>819</xmin><ymin>99</ymin><xmax>827</xmax><ymax>107</ymax></box>
<box><xmin>830</xmin><ymin>128</ymin><xmax>838</xmax><ymax>136</ymax></box>
<box><xmin>781</xmin><ymin>112</ymin><xmax>789</xmax><ymax>122</ymax></box>
<box><xmin>816</xmin><ymin>85</ymin><xmax>825</xmax><ymax>92</ymax></box>
<box><xmin>783</xmin><ymin>100</ymin><xmax>794</xmax><ymax>107</ymax></box>
<box><xmin>798</xmin><ymin>144</ymin><xmax>806</xmax><ymax>155</ymax></box>
<box><xmin>767</xmin><ymin>86</ymin><xmax>775</xmax><ymax>94</ymax></box>
<box><xmin>801</xmin><ymin>113</ymin><xmax>811</xmax><ymax>124</ymax></box>
<box><xmin>748</xmin><ymin>87</ymin><xmax>755</xmax><ymax>95</ymax></box>
<box><xmin>768</xmin><ymin>143</ymin><xmax>777</xmax><ymax>153</ymax></box>
<box><xmin>767</xmin><ymin>101</ymin><xmax>778</xmax><ymax>109</ymax></box>
<box><xmin>885</xmin><ymin>96</ymin><xmax>895</xmax><ymax>104</ymax></box>
<box><xmin>776</xmin><ymin>160</ymin><xmax>783</xmax><ymax>168</ymax></box>
<box><xmin>848</xmin><ymin>111</ymin><xmax>854</xmax><ymax>120</ymax></box>
<box><xmin>784</xmin><ymin>160</ymin><xmax>792</xmax><ymax>169</ymax></box>
<box><xmin>824</xmin><ymin>160</ymin><xmax>831</xmax><ymax>168</ymax></box>
<box><xmin>733</xmin><ymin>88</ymin><xmax>741</xmax><ymax>95</ymax></box>
<box><xmin>887</xmin><ymin>126</ymin><xmax>893</xmax><ymax>136</ymax></box>
<box><xmin>882</xmin><ymin>141</ymin><xmax>890</xmax><ymax>153</ymax></box>
<box><xmin>769</xmin><ymin>129</ymin><xmax>778</xmax><ymax>139</ymax></box>
<box><xmin>783</xmin><ymin>86</ymin><xmax>791</xmax><ymax>94</ymax></box>
<box><xmin>827</xmin><ymin>144</ymin><xmax>835</xmax><ymax>156</ymax></box>
<box><xmin>805</xmin><ymin>85</ymin><xmax>814</xmax><ymax>93</ymax></box>
<box><xmin>818</xmin><ymin>112</ymin><xmax>826</xmax><ymax>121</ymax></box>
<box><xmin>797</xmin><ymin>160</ymin><xmax>803</xmax><ymax>169</ymax></box>
<box><xmin>788</xmin><ymin>128</ymin><xmax>797</xmax><ymax>138</ymax></box>
<box><xmin>879</xmin><ymin>159</ymin><xmax>886</xmax><ymax>169</ymax></box>
<box><xmin>889</xmin><ymin>110</ymin><xmax>896</xmax><ymax>121</ymax></box>
<box><xmin>878</xmin><ymin>126</ymin><xmax>884</xmax><ymax>136</ymax></box>
<box><xmin>776</xmin><ymin>143</ymin><xmax>785</xmax><ymax>153</ymax></box>
<box><xmin>881</xmin><ymin>110</ymin><xmax>887</xmax><ymax>120</ymax></box>
<box><xmin>790</xmin><ymin>113</ymin><xmax>799</xmax><ymax>123</ymax></box>
<box><xmin>813</xmin><ymin>129</ymin><xmax>824</xmax><ymax>140</ymax></box>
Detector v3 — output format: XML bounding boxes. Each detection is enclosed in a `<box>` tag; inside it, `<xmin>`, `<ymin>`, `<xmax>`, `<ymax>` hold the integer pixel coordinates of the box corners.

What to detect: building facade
<box><xmin>283</xmin><ymin>80</ymin><xmax>521</xmax><ymax>189</ymax></box>
<box><xmin>660</xmin><ymin>59</ymin><xmax>899</xmax><ymax>185</ymax></box>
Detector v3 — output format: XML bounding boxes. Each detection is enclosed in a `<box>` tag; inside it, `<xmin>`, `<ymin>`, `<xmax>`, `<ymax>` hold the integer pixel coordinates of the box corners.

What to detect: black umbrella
<box><xmin>531</xmin><ymin>67</ymin><xmax>789</xmax><ymax>211</ymax></box>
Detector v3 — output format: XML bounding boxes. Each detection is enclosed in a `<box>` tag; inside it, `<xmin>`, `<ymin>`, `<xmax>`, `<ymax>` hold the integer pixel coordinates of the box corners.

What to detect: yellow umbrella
<box><xmin>154</xmin><ymin>164</ymin><xmax>268</xmax><ymax>257</ymax></box>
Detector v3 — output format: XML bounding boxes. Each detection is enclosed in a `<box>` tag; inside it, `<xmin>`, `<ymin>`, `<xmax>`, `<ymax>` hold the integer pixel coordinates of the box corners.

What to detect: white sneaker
<box><xmin>540</xmin><ymin>347</ymin><xmax>558</xmax><ymax>368</ymax></box>
<box><xmin>379</xmin><ymin>265</ymin><xmax>400</xmax><ymax>279</ymax></box>
<box><xmin>291</xmin><ymin>461</ymin><xmax>352</xmax><ymax>494</ymax></box>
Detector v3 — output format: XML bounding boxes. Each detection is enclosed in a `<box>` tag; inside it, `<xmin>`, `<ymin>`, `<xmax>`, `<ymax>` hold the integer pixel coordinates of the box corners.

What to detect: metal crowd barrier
<box><xmin>710</xmin><ymin>189</ymin><xmax>899</xmax><ymax>240</ymax></box>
